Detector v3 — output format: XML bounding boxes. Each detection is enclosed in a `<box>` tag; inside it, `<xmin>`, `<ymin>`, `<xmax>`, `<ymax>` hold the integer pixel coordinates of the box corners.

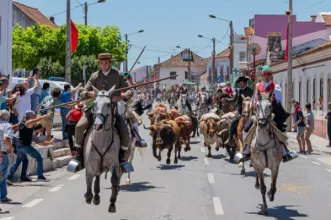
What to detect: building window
<box><xmin>320</xmin><ymin>78</ymin><xmax>323</xmax><ymax>97</ymax></box>
<box><xmin>239</xmin><ymin>52</ymin><xmax>246</xmax><ymax>62</ymax></box>
<box><xmin>299</xmin><ymin>81</ymin><xmax>302</xmax><ymax>104</ymax></box>
<box><xmin>313</xmin><ymin>78</ymin><xmax>316</xmax><ymax>109</ymax></box>
<box><xmin>328</xmin><ymin>79</ymin><xmax>331</xmax><ymax>103</ymax></box>
<box><xmin>170</xmin><ymin>72</ymin><xmax>177</xmax><ymax>80</ymax></box>
<box><xmin>306</xmin><ymin>80</ymin><xmax>310</xmax><ymax>103</ymax></box>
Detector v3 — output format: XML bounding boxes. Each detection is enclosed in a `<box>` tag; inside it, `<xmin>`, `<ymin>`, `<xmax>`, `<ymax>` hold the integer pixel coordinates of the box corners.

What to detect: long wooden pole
<box><xmin>40</xmin><ymin>75</ymin><xmax>178</xmax><ymax>112</ymax></box>
<box><xmin>129</xmin><ymin>46</ymin><xmax>146</xmax><ymax>74</ymax></box>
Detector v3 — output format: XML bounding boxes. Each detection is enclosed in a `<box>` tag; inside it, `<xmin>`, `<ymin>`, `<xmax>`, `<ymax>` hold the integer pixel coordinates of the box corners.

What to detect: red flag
<box><xmin>284</xmin><ymin>22</ymin><xmax>289</xmax><ymax>61</ymax></box>
<box><xmin>71</xmin><ymin>20</ymin><xmax>78</xmax><ymax>53</ymax></box>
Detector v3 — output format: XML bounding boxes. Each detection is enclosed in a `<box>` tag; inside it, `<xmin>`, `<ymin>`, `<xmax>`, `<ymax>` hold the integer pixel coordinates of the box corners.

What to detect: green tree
<box><xmin>12</xmin><ymin>23</ymin><xmax>128</xmax><ymax>73</ymax></box>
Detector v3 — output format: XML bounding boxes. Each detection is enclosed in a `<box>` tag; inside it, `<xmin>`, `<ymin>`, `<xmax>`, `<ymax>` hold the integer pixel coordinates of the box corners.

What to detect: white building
<box><xmin>315</xmin><ymin>12</ymin><xmax>331</xmax><ymax>40</ymax></box>
<box><xmin>271</xmin><ymin>40</ymin><xmax>331</xmax><ymax>138</ymax></box>
<box><xmin>233</xmin><ymin>34</ymin><xmax>247</xmax><ymax>74</ymax></box>
<box><xmin>157</xmin><ymin>49</ymin><xmax>206</xmax><ymax>88</ymax></box>
<box><xmin>205</xmin><ymin>48</ymin><xmax>230</xmax><ymax>83</ymax></box>
<box><xmin>0</xmin><ymin>0</ymin><xmax>12</xmax><ymax>76</ymax></box>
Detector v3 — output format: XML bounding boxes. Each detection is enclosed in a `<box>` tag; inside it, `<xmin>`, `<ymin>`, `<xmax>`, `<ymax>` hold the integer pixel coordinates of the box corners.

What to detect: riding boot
<box><xmin>119</xmin><ymin>149</ymin><xmax>127</xmax><ymax>164</ymax></box>
<box><xmin>75</xmin><ymin>147</ymin><xmax>85</xmax><ymax>171</ymax></box>
<box><xmin>224</xmin><ymin>119</ymin><xmax>238</xmax><ymax>145</ymax></box>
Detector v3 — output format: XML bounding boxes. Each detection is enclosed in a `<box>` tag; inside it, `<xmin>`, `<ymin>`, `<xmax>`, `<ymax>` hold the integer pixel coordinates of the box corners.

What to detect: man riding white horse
<box><xmin>74</xmin><ymin>53</ymin><xmax>137</xmax><ymax>170</ymax></box>
<box><xmin>177</xmin><ymin>83</ymin><xmax>192</xmax><ymax>112</ymax></box>
<box><xmin>244</xmin><ymin>65</ymin><xmax>297</xmax><ymax>163</ymax></box>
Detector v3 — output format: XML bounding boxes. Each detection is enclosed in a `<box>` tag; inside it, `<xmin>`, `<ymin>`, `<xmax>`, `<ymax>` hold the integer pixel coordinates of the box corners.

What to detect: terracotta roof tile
<box><xmin>13</xmin><ymin>1</ymin><xmax>57</xmax><ymax>28</ymax></box>
<box><xmin>322</xmin><ymin>14</ymin><xmax>331</xmax><ymax>27</ymax></box>
<box><xmin>206</xmin><ymin>48</ymin><xmax>230</xmax><ymax>59</ymax></box>
<box><xmin>159</xmin><ymin>49</ymin><xmax>207</xmax><ymax>67</ymax></box>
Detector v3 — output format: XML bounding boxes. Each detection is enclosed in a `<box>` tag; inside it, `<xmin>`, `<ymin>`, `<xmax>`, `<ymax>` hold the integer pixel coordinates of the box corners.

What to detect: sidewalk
<box><xmin>287</xmin><ymin>132</ymin><xmax>331</xmax><ymax>155</ymax></box>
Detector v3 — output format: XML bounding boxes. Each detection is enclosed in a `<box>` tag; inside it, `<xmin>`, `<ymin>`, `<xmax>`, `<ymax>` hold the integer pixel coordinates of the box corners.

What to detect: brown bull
<box><xmin>176</xmin><ymin>119</ymin><xmax>193</xmax><ymax>153</ymax></box>
<box><xmin>200</xmin><ymin>117</ymin><xmax>221</xmax><ymax>157</ymax></box>
<box><xmin>146</xmin><ymin>107</ymin><xmax>168</xmax><ymax>135</ymax></box>
<box><xmin>143</xmin><ymin>120</ymin><xmax>181</xmax><ymax>164</ymax></box>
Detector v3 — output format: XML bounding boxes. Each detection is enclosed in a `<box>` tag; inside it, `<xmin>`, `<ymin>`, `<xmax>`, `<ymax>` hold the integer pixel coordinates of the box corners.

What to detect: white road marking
<box><xmin>212</xmin><ymin>197</ymin><xmax>224</xmax><ymax>215</ymax></box>
<box><xmin>0</xmin><ymin>217</ymin><xmax>15</xmax><ymax>220</ymax></box>
<box><xmin>312</xmin><ymin>161</ymin><xmax>321</xmax><ymax>166</ymax></box>
<box><xmin>207</xmin><ymin>173</ymin><xmax>215</xmax><ymax>183</ymax></box>
<box><xmin>49</xmin><ymin>185</ymin><xmax>65</xmax><ymax>192</ymax></box>
<box><xmin>204</xmin><ymin>158</ymin><xmax>209</xmax><ymax>165</ymax></box>
<box><xmin>68</xmin><ymin>174</ymin><xmax>80</xmax><ymax>180</ymax></box>
<box><xmin>200</xmin><ymin>147</ymin><xmax>205</xmax><ymax>153</ymax></box>
<box><xmin>23</xmin><ymin>198</ymin><xmax>44</xmax><ymax>208</ymax></box>
<box><xmin>325</xmin><ymin>169</ymin><xmax>331</xmax><ymax>173</ymax></box>
<box><xmin>301</xmin><ymin>155</ymin><xmax>308</xmax><ymax>159</ymax></box>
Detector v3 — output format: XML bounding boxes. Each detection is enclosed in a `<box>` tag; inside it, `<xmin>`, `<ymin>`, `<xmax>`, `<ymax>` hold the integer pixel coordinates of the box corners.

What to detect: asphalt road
<box><xmin>1</xmin><ymin>114</ymin><xmax>331</xmax><ymax>220</ymax></box>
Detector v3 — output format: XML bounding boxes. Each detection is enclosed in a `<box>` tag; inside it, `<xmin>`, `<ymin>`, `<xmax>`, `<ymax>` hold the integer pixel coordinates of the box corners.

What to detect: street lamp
<box><xmin>123</xmin><ymin>30</ymin><xmax>144</xmax><ymax>72</ymax></box>
<box><xmin>84</xmin><ymin>0</ymin><xmax>106</xmax><ymax>26</ymax></box>
<box><xmin>198</xmin><ymin>35</ymin><xmax>216</xmax><ymax>86</ymax></box>
<box><xmin>209</xmin><ymin>14</ymin><xmax>233</xmax><ymax>81</ymax></box>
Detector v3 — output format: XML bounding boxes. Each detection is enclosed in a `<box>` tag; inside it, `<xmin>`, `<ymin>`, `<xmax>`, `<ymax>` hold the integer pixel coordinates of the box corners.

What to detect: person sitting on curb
<box><xmin>7</xmin><ymin>123</ymin><xmax>53</xmax><ymax>185</ymax></box>
<box><xmin>0</xmin><ymin>110</ymin><xmax>15</xmax><ymax>203</ymax></box>
<box><xmin>13</xmin><ymin>111</ymin><xmax>53</xmax><ymax>182</ymax></box>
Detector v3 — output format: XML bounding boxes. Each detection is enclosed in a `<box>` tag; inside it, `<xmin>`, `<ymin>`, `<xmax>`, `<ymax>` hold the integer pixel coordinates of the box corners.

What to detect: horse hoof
<box><xmin>238</xmin><ymin>162</ymin><xmax>243</xmax><ymax>167</ymax></box>
<box><xmin>125</xmin><ymin>180</ymin><xmax>131</xmax><ymax>184</ymax></box>
<box><xmin>84</xmin><ymin>193</ymin><xmax>93</xmax><ymax>204</ymax></box>
<box><xmin>157</xmin><ymin>157</ymin><xmax>161</xmax><ymax>162</ymax></box>
<box><xmin>108</xmin><ymin>204</ymin><xmax>116</xmax><ymax>213</ymax></box>
<box><xmin>255</xmin><ymin>184</ymin><xmax>260</xmax><ymax>190</ymax></box>
<box><xmin>207</xmin><ymin>154</ymin><xmax>212</xmax><ymax>158</ymax></box>
<box><xmin>93</xmin><ymin>198</ymin><xmax>100</xmax><ymax>206</ymax></box>
<box><xmin>240</xmin><ymin>169</ymin><xmax>245</xmax><ymax>175</ymax></box>
<box><xmin>259</xmin><ymin>208</ymin><xmax>268</xmax><ymax>216</ymax></box>
<box><xmin>267</xmin><ymin>191</ymin><xmax>275</xmax><ymax>202</ymax></box>
<box><xmin>174</xmin><ymin>159</ymin><xmax>178</xmax><ymax>164</ymax></box>
<box><xmin>166</xmin><ymin>158</ymin><xmax>171</xmax><ymax>165</ymax></box>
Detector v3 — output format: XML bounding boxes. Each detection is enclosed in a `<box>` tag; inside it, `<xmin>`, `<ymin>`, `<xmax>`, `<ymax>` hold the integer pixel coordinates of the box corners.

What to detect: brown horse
<box><xmin>235</xmin><ymin>96</ymin><xmax>252</xmax><ymax>153</ymax></box>
<box><xmin>218</xmin><ymin>93</ymin><xmax>236</xmax><ymax>115</ymax></box>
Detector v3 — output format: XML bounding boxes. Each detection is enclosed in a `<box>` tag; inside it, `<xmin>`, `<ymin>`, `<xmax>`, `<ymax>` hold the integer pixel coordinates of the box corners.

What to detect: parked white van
<box><xmin>8</xmin><ymin>77</ymin><xmax>74</xmax><ymax>92</ymax></box>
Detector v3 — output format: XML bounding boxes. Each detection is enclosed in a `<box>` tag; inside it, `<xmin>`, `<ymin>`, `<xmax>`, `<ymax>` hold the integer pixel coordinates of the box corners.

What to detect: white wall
<box><xmin>233</xmin><ymin>42</ymin><xmax>247</xmax><ymax>71</ymax></box>
<box><xmin>206</xmin><ymin>58</ymin><xmax>230</xmax><ymax>78</ymax></box>
<box><xmin>0</xmin><ymin>0</ymin><xmax>12</xmax><ymax>77</ymax></box>
<box><xmin>159</xmin><ymin>67</ymin><xmax>187</xmax><ymax>87</ymax></box>
<box><xmin>273</xmin><ymin>59</ymin><xmax>331</xmax><ymax>119</ymax></box>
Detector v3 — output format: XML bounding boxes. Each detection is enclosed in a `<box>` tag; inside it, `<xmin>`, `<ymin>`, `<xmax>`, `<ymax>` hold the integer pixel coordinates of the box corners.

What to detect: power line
<box><xmin>49</xmin><ymin>0</ymin><xmax>95</xmax><ymax>17</ymax></box>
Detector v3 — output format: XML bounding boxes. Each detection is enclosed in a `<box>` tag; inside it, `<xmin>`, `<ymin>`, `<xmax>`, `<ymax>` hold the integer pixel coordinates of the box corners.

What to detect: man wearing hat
<box><xmin>176</xmin><ymin>83</ymin><xmax>192</xmax><ymax>112</ymax></box>
<box><xmin>244</xmin><ymin>65</ymin><xmax>296</xmax><ymax>162</ymax></box>
<box><xmin>223</xmin><ymin>76</ymin><xmax>253</xmax><ymax>145</ymax></box>
<box><xmin>75</xmin><ymin>53</ymin><xmax>134</xmax><ymax>169</ymax></box>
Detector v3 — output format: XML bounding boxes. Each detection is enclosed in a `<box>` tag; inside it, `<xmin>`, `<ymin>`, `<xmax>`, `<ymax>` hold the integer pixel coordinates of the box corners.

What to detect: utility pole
<box><xmin>65</xmin><ymin>0</ymin><xmax>71</xmax><ymax>83</ymax></box>
<box><xmin>229</xmin><ymin>21</ymin><xmax>234</xmax><ymax>82</ymax></box>
<box><xmin>286</xmin><ymin>0</ymin><xmax>293</xmax><ymax>131</ymax></box>
<box><xmin>124</xmin><ymin>34</ymin><xmax>128</xmax><ymax>72</ymax></box>
<box><xmin>188</xmin><ymin>49</ymin><xmax>191</xmax><ymax>82</ymax></box>
<box><xmin>84</xmin><ymin>2</ymin><xmax>88</xmax><ymax>26</ymax></box>
<box><xmin>212</xmin><ymin>38</ymin><xmax>216</xmax><ymax>86</ymax></box>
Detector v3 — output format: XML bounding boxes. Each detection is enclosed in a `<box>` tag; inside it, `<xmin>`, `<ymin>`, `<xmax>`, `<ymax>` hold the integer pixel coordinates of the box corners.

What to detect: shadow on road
<box><xmin>190</xmin><ymin>140</ymin><xmax>200</xmax><ymax>144</ymax></box>
<box><xmin>118</xmin><ymin>181</ymin><xmax>164</xmax><ymax>192</ymax></box>
<box><xmin>210</xmin><ymin>154</ymin><xmax>226</xmax><ymax>160</ymax></box>
<box><xmin>246</xmin><ymin>205</ymin><xmax>308</xmax><ymax>220</ymax></box>
<box><xmin>1</xmin><ymin>202</ymin><xmax>22</xmax><ymax>205</ymax></box>
<box><xmin>0</xmin><ymin>211</ymin><xmax>10</xmax><ymax>214</ymax></box>
<box><xmin>156</xmin><ymin>164</ymin><xmax>185</xmax><ymax>170</ymax></box>
<box><xmin>180</xmin><ymin>156</ymin><xmax>198</xmax><ymax>161</ymax></box>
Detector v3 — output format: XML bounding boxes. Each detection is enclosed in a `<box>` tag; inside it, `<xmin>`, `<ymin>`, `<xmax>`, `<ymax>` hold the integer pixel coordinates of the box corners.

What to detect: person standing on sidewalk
<box><xmin>305</xmin><ymin>103</ymin><xmax>314</xmax><ymax>154</ymax></box>
<box><xmin>0</xmin><ymin>110</ymin><xmax>15</xmax><ymax>203</ymax></box>
<box><xmin>60</xmin><ymin>83</ymin><xmax>82</xmax><ymax>140</ymax></box>
<box><xmin>7</xmin><ymin>123</ymin><xmax>53</xmax><ymax>184</ymax></box>
<box><xmin>291</xmin><ymin>98</ymin><xmax>297</xmax><ymax>132</ymax></box>
<box><xmin>15</xmin><ymin>110</ymin><xmax>52</xmax><ymax>182</ymax></box>
<box><xmin>292</xmin><ymin>101</ymin><xmax>306</xmax><ymax>153</ymax></box>
<box><xmin>325</xmin><ymin>102</ymin><xmax>331</xmax><ymax>147</ymax></box>
<box><xmin>65</xmin><ymin>104</ymin><xmax>84</xmax><ymax>156</ymax></box>
<box><xmin>29</xmin><ymin>69</ymin><xmax>42</xmax><ymax>112</ymax></box>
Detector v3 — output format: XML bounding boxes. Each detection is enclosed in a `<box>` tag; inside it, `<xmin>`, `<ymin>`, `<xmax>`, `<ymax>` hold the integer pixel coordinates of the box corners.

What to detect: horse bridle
<box><xmin>256</xmin><ymin>98</ymin><xmax>275</xmax><ymax>148</ymax></box>
<box><xmin>93</xmin><ymin>94</ymin><xmax>113</xmax><ymax>131</ymax></box>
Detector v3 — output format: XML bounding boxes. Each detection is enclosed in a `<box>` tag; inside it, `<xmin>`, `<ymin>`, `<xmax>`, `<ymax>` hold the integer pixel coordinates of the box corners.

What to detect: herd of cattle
<box><xmin>143</xmin><ymin>103</ymin><xmax>238</xmax><ymax>165</ymax></box>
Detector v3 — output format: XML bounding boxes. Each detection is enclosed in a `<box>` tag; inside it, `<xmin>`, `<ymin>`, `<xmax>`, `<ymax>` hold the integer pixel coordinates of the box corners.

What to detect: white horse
<box><xmin>177</xmin><ymin>93</ymin><xmax>188</xmax><ymax>113</ymax></box>
<box><xmin>197</xmin><ymin>93</ymin><xmax>209</xmax><ymax>119</ymax></box>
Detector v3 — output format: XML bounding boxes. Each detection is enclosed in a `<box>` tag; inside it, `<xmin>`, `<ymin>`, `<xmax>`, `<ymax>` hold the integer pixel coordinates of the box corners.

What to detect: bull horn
<box><xmin>143</xmin><ymin>124</ymin><xmax>153</xmax><ymax>130</ymax></box>
<box><xmin>217</xmin><ymin>129</ymin><xmax>228</xmax><ymax>137</ymax></box>
<box><xmin>163</xmin><ymin>124</ymin><xmax>172</xmax><ymax>128</ymax></box>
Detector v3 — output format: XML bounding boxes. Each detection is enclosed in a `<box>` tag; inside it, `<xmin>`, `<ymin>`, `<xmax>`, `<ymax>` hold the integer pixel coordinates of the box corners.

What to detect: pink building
<box><xmin>245</xmin><ymin>14</ymin><xmax>328</xmax><ymax>63</ymax></box>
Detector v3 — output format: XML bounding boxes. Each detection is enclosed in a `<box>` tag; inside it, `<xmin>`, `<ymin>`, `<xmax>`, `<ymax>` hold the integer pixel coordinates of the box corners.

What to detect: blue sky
<box><xmin>18</xmin><ymin>0</ymin><xmax>328</xmax><ymax>68</ymax></box>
